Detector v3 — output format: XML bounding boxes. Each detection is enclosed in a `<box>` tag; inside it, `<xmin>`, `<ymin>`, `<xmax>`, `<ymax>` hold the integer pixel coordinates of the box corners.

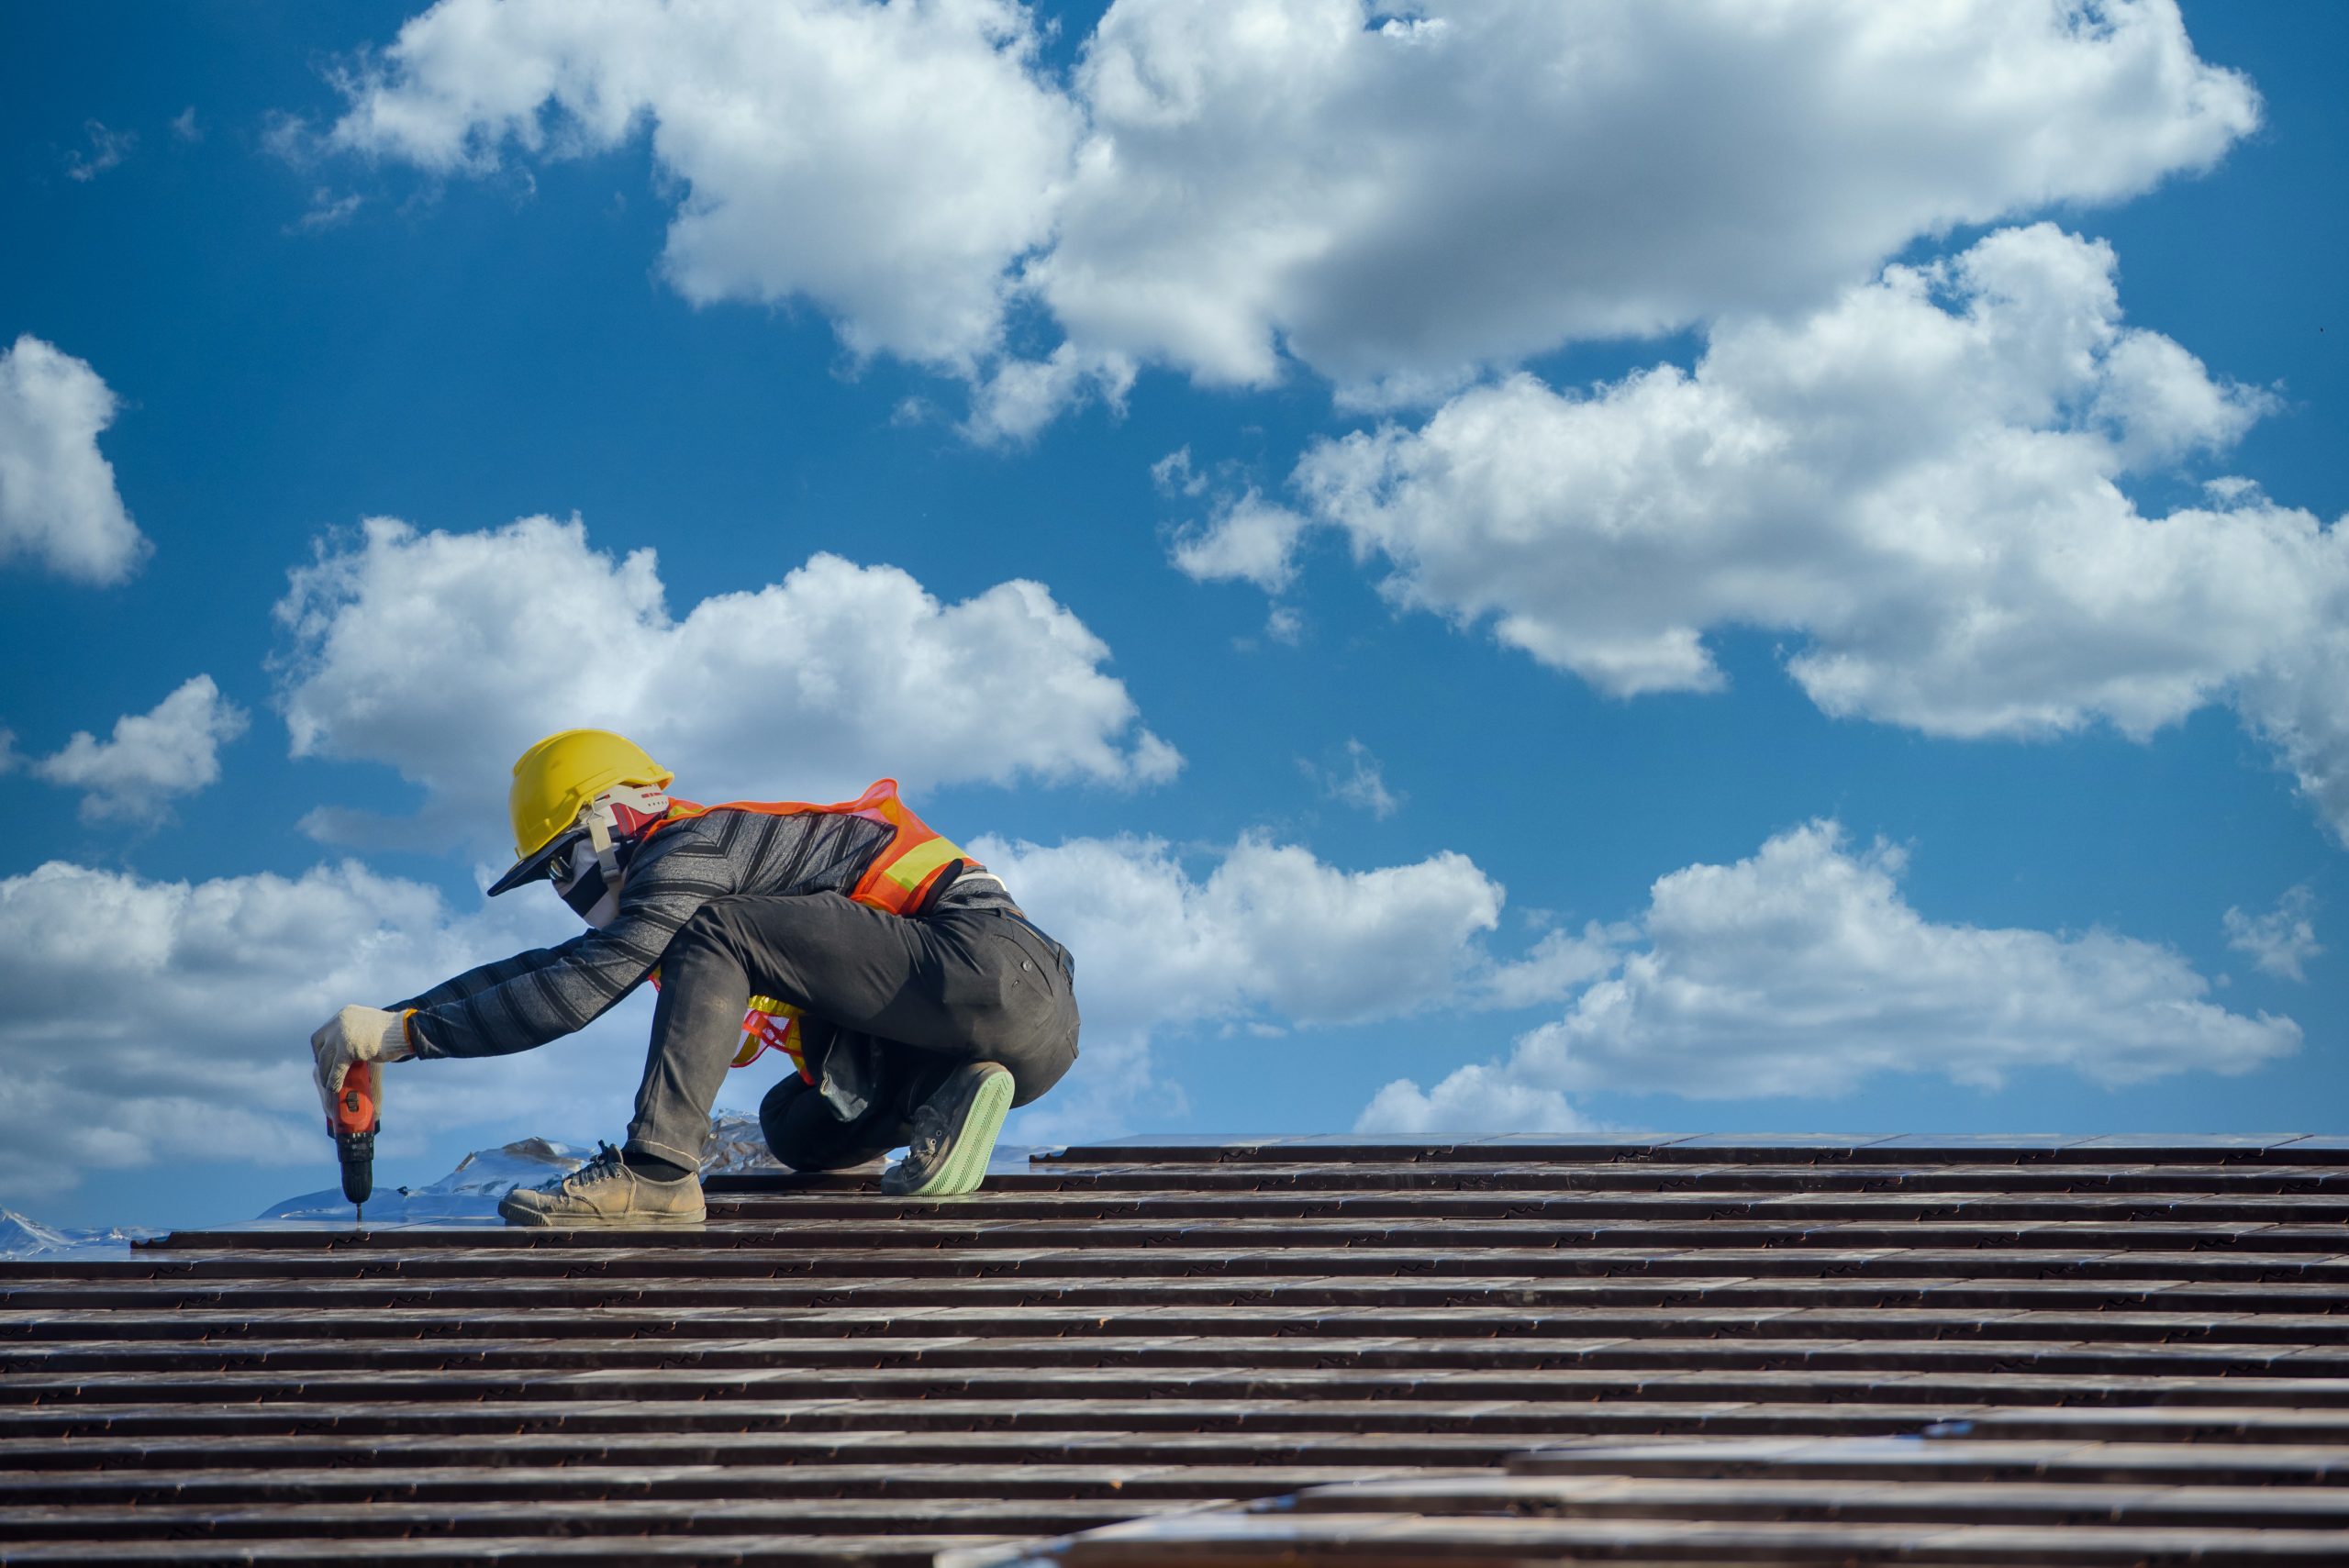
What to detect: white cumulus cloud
<box><xmin>1474</xmin><ymin>922</ymin><xmax>1629</xmax><ymax>1012</ymax></box>
<box><xmin>1172</xmin><ymin>490</ymin><xmax>1313</xmax><ymax>594</ymax></box>
<box><xmin>963</xmin><ymin>345</ymin><xmax>1136</xmax><ymax>447</ymax></box>
<box><xmin>273</xmin><ymin>515</ymin><xmax>1177</xmax><ymax>849</ymax></box>
<box><xmin>1254</xmin><ymin>225</ymin><xmax>2348</xmax><ymax>836</ymax></box>
<box><xmin>0</xmin><ymin>335</ymin><xmax>149</xmax><ymax>584</ymax></box>
<box><xmin>314</xmin><ymin>0</ymin><xmax>2254</xmax><ymax>426</ymax></box>
<box><xmin>1357</xmin><ymin>1063</ymin><xmax>1591</xmax><ymax>1138</ymax></box>
<box><xmin>2224</xmin><ymin>884</ymin><xmax>2322</xmax><ymax>983</ymax></box>
<box><xmin>2234</xmin><ymin>620</ymin><xmax>2349</xmax><ymax>847</ymax></box>
<box><xmin>0</xmin><ymin>859</ymin><xmax>651</xmax><ymax>1203</ymax></box>
<box><xmin>31</xmin><ymin>675</ymin><xmax>250</xmax><ymax>824</ymax></box>
<box><xmin>1363</xmin><ymin>821</ymin><xmax>2300</xmax><ymax>1132</ymax></box>
<box><xmin>971</xmin><ymin>831</ymin><xmax>1507</xmax><ymax>1143</ymax></box>
<box><xmin>323</xmin><ymin>0</ymin><xmax>1078</xmax><ymax>371</ymax></box>
<box><xmin>1041</xmin><ymin>0</ymin><xmax>2254</xmax><ymax>400</ymax></box>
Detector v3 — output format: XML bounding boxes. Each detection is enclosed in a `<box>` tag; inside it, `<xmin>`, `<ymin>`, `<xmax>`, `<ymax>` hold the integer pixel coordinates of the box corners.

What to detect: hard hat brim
<box><xmin>486</xmin><ymin>828</ymin><xmax>583</xmax><ymax>897</ymax></box>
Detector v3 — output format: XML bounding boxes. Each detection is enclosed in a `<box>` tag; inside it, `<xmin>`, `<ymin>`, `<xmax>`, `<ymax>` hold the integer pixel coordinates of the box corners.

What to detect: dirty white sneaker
<box><xmin>497</xmin><ymin>1142</ymin><xmax>707</xmax><ymax>1228</ymax></box>
<box><xmin>882</xmin><ymin>1062</ymin><xmax>1013</xmax><ymax>1198</ymax></box>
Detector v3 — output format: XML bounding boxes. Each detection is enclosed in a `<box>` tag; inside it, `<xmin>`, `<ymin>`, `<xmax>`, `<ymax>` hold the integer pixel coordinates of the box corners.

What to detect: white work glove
<box><xmin>310</xmin><ymin>1005</ymin><xmax>415</xmax><ymax>1125</ymax></box>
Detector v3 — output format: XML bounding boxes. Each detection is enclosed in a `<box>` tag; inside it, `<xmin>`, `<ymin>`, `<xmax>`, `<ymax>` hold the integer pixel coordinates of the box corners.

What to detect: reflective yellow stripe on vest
<box><xmin>873</xmin><ymin>832</ymin><xmax>965</xmax><ymax>908</ymax></box>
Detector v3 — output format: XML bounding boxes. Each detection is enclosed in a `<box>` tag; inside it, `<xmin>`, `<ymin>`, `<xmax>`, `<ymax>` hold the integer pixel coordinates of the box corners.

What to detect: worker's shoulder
<box><xmin>637</xmin><ymin>803</ymin><xmax>874</xmax><ymax>867</ymax></box>
<box><xmin>648</xmin><ymin>803</ymin><xmax>786</xmax><ymax>843</ymax></box>
<box><xmin>629</xmin><ymin>810</ymin><xmax>727</xmax><ymax>871</ymax></box>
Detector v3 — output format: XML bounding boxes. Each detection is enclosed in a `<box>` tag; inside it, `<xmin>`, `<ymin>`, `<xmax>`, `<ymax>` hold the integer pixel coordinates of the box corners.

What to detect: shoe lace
<box><xmin>543</xmin><ymin>1141</ymin><xmax>625</xmax><ymax>1195</ymax></box>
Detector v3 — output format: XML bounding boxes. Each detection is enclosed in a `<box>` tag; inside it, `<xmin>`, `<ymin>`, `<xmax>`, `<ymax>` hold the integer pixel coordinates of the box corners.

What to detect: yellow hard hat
<box><xmin>487</xmin><ymin>728</ymin><xmax>674</xmax><ymax>895</ymax></box>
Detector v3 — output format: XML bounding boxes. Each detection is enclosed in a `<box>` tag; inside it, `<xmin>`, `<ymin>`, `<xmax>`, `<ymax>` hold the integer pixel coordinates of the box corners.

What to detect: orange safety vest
<box><xmin>646</xmin><ymin>777</ymin><xmax>977</xmax><ymax>917</ymax></box>
<box><xmin>641</xmin><ymin>780</ymin><xmax>980</xmax><ymax>1079</ymax></box>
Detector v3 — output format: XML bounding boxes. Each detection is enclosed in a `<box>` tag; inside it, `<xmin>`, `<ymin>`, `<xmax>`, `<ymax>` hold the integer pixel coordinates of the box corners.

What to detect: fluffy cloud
<box><xmin>1363</xmin><ymin>821</ymin><xmax>2299</xmax><ymax>1131</ymax></box>
<box><xmin>30</xmin><ymin>675</ymin><xmax>250</xmax><ymax>824</ymax></box>
<box><xmin>1041</xmin><ymin>0</ymin><xmax>2253</xmax><ymax>398</ymax></box>
<box><xmin>324</xmin><ymin>0</ymin><xmax>1077</xmax><ymax>370</ymax></box>
<box><xmin>1172</xmin><ymin>491</ymin><xmax>1313</xmax><ymax>594</ymax></box>
<box><xmin>2224</xmin><ymin>884</ymin><xmax>2322</xmax><ymax>983</ymax></box>
<box><xmin>971</xmin><ymin>831</ymin><xmax>1507</xmax><ymax>1143</ymax></box>
<box><xmin>963</xmin><ymin>346</ymin><xmax>1136</xmax><ymax>447</ymax></box>
<box><xmin>1238</xmin><ymin>225</ymin><xmax>2349</xmax><ymax>835</ymax></box>
<box><xmin>1474</xmin><ymin>923</ymin><xmax>1628</xmax><ymax>1012</ymax></box>
<box><xmin>317</xmin><ymin>0</ymin><xmax>2254</xmax><ymax>421</ymax></box>
<box><xmin>0</xmin><ymin>336</ymin><xmax>149</xmax><ymax>584</ymax></box>
<box><xmin>1357</xmin><ymin>1064</ymin><xmax>1589</xmax><ymax>1139</ymax></box>
<box><xmin>0</xmin><ymin>859</ymin><xmax>651</xmax><ymax>1202</ymax></box>
<box><xmin>274</xmin><ymin>515</ymin><xmax>1177</xmax><ymax>848</ymax></box>
<box><xmin>2235</xmin><ymin>626</ymin><xmax>2349</xmax><ymax>845</ymax></box>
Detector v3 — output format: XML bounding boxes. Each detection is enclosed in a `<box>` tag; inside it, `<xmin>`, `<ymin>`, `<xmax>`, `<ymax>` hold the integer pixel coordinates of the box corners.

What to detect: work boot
<box><xmin>497</xmin><ymin>1143</ymin><xmax>707</xmax><ymax>1228</ymax></box>
<box><xmin>881</xmin><ymin>1062</ymin><xmax>1013</xmax><ymax>1198</ymax></box>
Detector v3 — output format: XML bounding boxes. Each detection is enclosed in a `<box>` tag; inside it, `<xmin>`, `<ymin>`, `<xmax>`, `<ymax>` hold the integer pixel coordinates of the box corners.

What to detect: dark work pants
<box><xmin>625</xmin><ymin>894</ymin><xmax>1080</xmax><ymax>1171</ymax></box>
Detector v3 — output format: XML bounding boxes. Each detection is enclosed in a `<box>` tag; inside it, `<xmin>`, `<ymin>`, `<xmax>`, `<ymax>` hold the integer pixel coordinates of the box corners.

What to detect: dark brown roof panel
<box><xmin>3</xmin><ymin>1137</ymin><xmax>2343</xmax><ymax>1565</ymax></box>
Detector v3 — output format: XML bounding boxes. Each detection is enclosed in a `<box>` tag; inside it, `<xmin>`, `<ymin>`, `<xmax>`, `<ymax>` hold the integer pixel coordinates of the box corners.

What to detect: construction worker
<box><xmin>306</xmin><ymin>729</ymin><xmax>1079</xmax><ymax>1226</ymax></box>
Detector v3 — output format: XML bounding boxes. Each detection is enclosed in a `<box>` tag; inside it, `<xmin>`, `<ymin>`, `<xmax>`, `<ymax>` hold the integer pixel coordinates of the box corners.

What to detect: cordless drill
<box><xmin>330</xmin><ymin>1062</ymin><xmax>378</xmax><ymax>1222</ymax></box>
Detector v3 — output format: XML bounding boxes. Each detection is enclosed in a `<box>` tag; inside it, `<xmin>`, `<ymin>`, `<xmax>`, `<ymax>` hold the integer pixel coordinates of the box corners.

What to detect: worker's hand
<box><xmin>310</xmin><ymin>1005</ymin><xmax>415</xmax><ymax>1122</ymax></box>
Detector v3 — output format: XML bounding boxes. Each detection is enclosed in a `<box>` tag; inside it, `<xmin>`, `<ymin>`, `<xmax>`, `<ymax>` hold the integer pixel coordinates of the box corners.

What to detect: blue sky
<box><xmin>1</xmin><ymin>0</ymin><xmax>2339</xmax><ymax>1231</ymax></box>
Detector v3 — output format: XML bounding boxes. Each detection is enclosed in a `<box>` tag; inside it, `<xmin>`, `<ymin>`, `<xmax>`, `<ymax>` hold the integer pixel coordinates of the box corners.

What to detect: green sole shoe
<box><xmin>884</xmin><ymin>1062</ymin><xmax>1014</xmax><ymax>1198</ymax></box>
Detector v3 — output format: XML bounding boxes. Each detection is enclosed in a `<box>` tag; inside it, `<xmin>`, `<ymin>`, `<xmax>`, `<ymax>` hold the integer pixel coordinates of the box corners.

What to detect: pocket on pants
<box><xmin>994</xmin><ymin>932</ymin><xmax>1057</xmax><ymax>1018</ymax></box>
<box><xmin>980</xmin><ymin>929</ymin><xmax>1073</xmax><ymax>1064</ymax></box>
<box><xmin>998</xmin><ymin>920</ymin><xmax>1069</xmax><ymax>990</ymax></box>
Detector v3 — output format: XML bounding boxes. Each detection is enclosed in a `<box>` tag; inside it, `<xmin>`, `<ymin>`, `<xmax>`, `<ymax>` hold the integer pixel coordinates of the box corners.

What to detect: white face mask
<box><xmin>580</xmin><ymin>885</ymin><xmax>621</xmax><ymax>929</ymax></box>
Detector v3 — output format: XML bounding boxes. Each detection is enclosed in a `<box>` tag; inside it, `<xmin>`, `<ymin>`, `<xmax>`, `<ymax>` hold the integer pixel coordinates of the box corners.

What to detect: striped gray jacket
<box><xmin>395</xmin><ymin>806</ymin><xmax>1018</xmax><ymax>1060</ymax></box>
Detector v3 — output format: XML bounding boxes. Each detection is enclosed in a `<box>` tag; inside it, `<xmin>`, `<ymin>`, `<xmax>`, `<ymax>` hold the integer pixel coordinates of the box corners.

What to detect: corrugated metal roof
<box><xmin>3</xmin><ymin>1134</ymin><xmax>2344</xmax><ymax>1563</ymax></box>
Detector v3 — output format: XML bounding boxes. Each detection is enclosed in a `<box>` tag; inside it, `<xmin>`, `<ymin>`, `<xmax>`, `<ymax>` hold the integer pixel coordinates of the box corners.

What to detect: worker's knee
<box><xmin>668</xmin><ymin>897</ymin><xmax>754</xmax><ymax>961</ymax></box>
<box><xmin>660</xmin><ymin>898</ymin><xmax>789</xmax><ymax>996</ymax></box>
